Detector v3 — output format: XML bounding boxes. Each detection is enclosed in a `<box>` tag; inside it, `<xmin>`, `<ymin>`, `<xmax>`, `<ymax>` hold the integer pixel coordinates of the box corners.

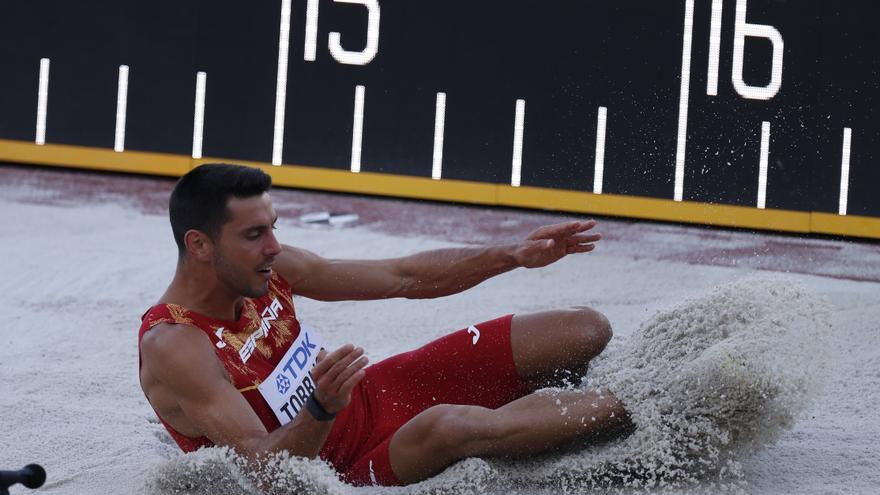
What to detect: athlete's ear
<box><xmin>184</xmin><ymin>229</ymin><xmax>214</xmax><ymax>262</ymax></box>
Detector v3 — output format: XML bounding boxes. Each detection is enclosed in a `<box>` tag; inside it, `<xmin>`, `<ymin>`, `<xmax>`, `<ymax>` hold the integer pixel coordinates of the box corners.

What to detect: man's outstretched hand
<box><xmin>312</xmin><ymin>344</ymin><xmax>369</xmax><ymax>414</ymax></box>
<box><xmin>513</xmin><ymin>220</ymin><xmax>601</xmax><ymax>269</ymax></box>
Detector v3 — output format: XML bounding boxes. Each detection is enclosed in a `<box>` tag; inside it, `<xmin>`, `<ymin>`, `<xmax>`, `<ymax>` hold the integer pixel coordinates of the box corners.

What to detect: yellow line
<box><xmin>195</xmin><ymin>158</ymin><xmax>498</xmax><ymax>205</ymax></box>
<box><xmin>0</xmin><ymin>139</ymin><xmax>189</xmax><ymax>177</ymax></box>
<box><xmin>811</xmin><ymin>211</ymin><xmax>880</xmax><ymax>239</ymax></box>
<box><xmin>2</xmin><ymin>139</ymin><xmax>877</xmax><ymax>240</ymax></box>
<box><xmin>497</xmin><ymin>185</ymin><xmax>812</xmax><ymax>233</ymax></box>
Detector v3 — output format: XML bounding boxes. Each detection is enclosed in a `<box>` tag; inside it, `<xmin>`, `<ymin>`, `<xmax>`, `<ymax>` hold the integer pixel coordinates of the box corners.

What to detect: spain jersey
<box><xmin>138</xmin><ymin>273</ymin><xmax>309</xmax><ymax>451</ymax></box>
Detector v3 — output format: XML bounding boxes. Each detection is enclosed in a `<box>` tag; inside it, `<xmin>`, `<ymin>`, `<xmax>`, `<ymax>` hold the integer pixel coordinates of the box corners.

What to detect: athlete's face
<box><xmin>212</xmin><ymin>193</ymin><xmax>282</xmax><ymax>298</ymax></box>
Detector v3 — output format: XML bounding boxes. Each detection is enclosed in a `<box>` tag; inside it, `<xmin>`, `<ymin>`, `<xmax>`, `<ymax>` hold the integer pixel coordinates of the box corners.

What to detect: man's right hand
<box><xmin>311</xmin><ymin>344</ymin><xmax>369</xmax><ymax>414</ymax></box>
<box><xmin>513</xmin><ymin>220</ymin><xmax>601</xmax><ymax>269</ymax></box>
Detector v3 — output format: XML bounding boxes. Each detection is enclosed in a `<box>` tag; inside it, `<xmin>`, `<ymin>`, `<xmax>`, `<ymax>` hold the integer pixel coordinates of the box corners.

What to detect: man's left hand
<box><xmin>513</xmin><ymin>220</ymin><xmax>601</xmax><ymax>269</ymax></box>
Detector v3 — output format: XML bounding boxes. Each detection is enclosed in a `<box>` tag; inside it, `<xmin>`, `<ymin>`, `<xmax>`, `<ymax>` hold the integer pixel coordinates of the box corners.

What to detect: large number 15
<box><xmin>707</xmin><ymin>0</ymin><xmax>784</xmax><ymax>100</ymax></box>
<box><xmin>303</xmin><ymin>0</ymin><xmax>381</xmax><ymax>66</ymax></box>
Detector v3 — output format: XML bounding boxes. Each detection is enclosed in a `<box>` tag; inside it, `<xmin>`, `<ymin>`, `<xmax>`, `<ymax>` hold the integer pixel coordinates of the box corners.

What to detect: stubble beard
<box><xmin>213</xmin><ymin>249</ymin><xmax>269</xmax><ymax>299</ymax></box>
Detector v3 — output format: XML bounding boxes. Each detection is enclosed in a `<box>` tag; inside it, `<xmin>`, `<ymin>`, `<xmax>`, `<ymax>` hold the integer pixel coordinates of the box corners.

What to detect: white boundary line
<box><xmin>192</xmin><ymin>72</ymin><xmax>207</xmax><ymax>159</ymax></box>
<box><xmin>839</xmin><ymin>127</ymin><xmax>852</xmax><ymax>216</ymax></box>
<box><xmin>350</xmin><ymin>85</ymin><xmax>365</xmax><ymax>173</ymax></box>
<box><xmin>706</xmin><ymin>0</ymin><xmax>723</xmax><ymax>96</ymax></box>
<box><xmin>114</xmin><ymin>65</ymin><xmax>129</xmax><ymax>153</ymax></box>
<box><xmin>35</xmin><ymin>58</ymin><xmax>50</xmax><ymax>145</ymax></box>
<box><xmin>511</xmin><ymin>99</ymin><xmax>525</xmax><ymax>187</ymax></box>
<box><xmin>271</xmin><ymin>0</ymin><xmax>292</xmax><ymax>165</ymax></box>
<box><xmin>431</xmin><ymin>92</ymin><xmax>447</xmax><ymax>180</ymax></box>
<box><xmin>757</xmin><ymin>121</ymin><xmax>770</xmax><ymax>209</ymax></box>
<box><xmin>593</xmin><ymin>106</ymin><xmax>608</xmax><ymax>194</ymax></box>
<box><xmin>674</xmin><ymin>0</ymin><xmax>695</xmax><ymax>201</ymax></box>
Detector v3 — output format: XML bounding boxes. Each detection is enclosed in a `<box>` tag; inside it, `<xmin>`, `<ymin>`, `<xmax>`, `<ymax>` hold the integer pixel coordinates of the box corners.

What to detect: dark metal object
<box><xmin>0</xmin><ymin>464</ymin><xmax>46</xmax><ymax>495</ymax></box>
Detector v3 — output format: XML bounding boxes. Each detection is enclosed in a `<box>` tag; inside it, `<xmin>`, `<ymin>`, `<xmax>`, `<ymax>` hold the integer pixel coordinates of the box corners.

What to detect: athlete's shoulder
<box><xmin>141</xmin><ymin>321</ymin><xmax>209</xmax><ymax>355</ymax></box>
<box><xmin>140</xmin><ymin>321</ymin><xmax>221</xmax><ymax>376</ymax></box>
<box><xmin>141</xmin><ymin>303</ymin><xmax>201</xmax><ymax>330</ymax></box>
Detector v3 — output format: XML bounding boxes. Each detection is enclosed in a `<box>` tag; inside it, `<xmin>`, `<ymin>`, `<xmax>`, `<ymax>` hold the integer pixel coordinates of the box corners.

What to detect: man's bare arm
<box><xmin>276</xmin><ymin>220</ymin><xmax>601</xmax><ymax>301</ymax></box>
<box><xmin>140</xmin><ymin>324</ymin><xmax>367</xmax><ymax>460</ymax></box>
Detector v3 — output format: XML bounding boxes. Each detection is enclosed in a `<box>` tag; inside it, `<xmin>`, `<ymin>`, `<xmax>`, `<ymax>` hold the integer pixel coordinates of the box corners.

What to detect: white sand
<box><xmin>1</xmin><ymin>192</ymin><xmax>878</xmax><ymax>494</ymax></box>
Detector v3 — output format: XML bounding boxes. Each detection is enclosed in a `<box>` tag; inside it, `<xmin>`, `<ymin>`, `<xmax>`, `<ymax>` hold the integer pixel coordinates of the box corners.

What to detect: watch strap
<box><xmin>305</xmin><ymin>394</ymin><xmax>337</xmax><ymax>421</ymax></box>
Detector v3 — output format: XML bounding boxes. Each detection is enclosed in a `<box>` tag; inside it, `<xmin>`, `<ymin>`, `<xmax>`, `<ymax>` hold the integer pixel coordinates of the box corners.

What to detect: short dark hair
<box><xmin>169</xmin><ymin>163</ymin><xmax>272</xmax><ymax>254</ymax></box>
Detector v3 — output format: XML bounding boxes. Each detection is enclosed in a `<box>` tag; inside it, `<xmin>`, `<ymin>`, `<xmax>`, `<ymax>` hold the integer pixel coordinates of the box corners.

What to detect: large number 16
<box><xmin>707</xmin><ymin>0</ymin><xmax>784</xmax><ymax>100</ymax></box>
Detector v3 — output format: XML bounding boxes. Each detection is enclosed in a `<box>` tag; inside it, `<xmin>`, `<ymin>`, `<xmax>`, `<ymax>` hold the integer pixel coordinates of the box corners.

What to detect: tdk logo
<box><xmin>281</xmin><ymin>332</ymin><xmax>317</xmax><ymax>380</ymax></box>
<box><xmin>277</xmin><ymin>331</ymin><xmax>319</xmax><ymax>420</ymax></box>
<box><xmin>276</xmin><ymin>373</ymin><xmax>291</xmax><ymax>394</ymax></box>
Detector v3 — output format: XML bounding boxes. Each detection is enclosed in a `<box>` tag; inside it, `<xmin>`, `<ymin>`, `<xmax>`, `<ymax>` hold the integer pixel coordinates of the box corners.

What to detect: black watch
<box><xmin>305</xmin><ymin>394</ymin><xmax>337</xmax><ymax>421</ymax></box>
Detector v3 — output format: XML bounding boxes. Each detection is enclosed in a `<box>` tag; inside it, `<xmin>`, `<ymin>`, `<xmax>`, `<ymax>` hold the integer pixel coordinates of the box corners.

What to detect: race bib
<box><xmin>258</xmin><ymin>324</ymin><xmax>325</xmax><ymax>425</ymax></box>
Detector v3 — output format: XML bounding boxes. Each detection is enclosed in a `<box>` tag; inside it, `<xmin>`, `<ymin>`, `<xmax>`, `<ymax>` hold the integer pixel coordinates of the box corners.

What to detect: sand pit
<box><xmin>1</xmin><ymin>169</ymin><xmax>878</xmax><ymax>494</ymax></box>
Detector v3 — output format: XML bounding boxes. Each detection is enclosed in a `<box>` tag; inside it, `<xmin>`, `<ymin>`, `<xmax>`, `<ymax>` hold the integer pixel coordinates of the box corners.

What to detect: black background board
<box><xmin>193</xmin><ymin>0</ymin><xmax>279</xmax><ymax>162</ymax></box>
<box><xmin>0</xmin><ymin>0</ymin><xmax>876</xmax><ymax>218</ymax></box>
<box><xmin>814</xmin><ymin>2</ymin><xmax>879</xmax><ymax>217</ymax></box>
<box><xmin>0</xmin><ymin>0</ymin><xmax>128</xmax><ymax>148</ymax></box>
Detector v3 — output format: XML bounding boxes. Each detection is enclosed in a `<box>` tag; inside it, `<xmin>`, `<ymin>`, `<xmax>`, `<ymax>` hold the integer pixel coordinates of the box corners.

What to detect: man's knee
<box><xmin>510</xmin><ymin>307</ymin><xmax>613</xmax><ymax>387</ymax></box>
<box><xmin>567</xmin><ymin>306</ymin><xmax>613</xmax><ymax>354</ymax></box>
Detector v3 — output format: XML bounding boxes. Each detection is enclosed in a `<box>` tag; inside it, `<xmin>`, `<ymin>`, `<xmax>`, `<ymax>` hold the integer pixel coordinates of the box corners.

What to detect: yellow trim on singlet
<box><xmin>238</xmin><ymin>384</ymin><xmax>260</xmax><ymax>393</ymax></box>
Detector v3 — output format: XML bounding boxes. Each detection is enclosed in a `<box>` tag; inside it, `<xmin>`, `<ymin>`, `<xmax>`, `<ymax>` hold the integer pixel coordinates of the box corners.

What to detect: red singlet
<box><xmin>138</xmin><ymin>273</ymin><xmax>530</xmax><ymax>486</ymax></box>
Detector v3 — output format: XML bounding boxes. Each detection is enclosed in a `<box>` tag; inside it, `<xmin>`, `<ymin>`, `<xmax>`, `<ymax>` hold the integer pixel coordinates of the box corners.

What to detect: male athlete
<box><xmin>139</xmin><ymin>163</ymin><xmax>631</xmax><ymax>486</ymax></box>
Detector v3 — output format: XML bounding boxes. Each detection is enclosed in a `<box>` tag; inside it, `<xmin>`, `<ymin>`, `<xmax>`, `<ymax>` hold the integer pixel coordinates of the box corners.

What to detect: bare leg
<box><xmin>388</xmin><ymin>388</ymin><xmax>631</xmax><ymax>485</ymax></box>
<box><xmin>510</xmin><ymin>307</ymin><xmax>612</xmax><ymax>389</ymax></box>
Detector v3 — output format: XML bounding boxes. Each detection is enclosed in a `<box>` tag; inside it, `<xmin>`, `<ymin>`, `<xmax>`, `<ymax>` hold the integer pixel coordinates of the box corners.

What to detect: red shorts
<box><xmin>320</xmin><ymin>314</ymin><xmax>530</xmax><ymax>486</ymax></box>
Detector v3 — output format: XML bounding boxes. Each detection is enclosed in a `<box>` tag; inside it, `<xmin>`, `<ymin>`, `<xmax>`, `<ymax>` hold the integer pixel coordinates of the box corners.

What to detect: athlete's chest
<box><xmin>208</xmin><ymin>294</ymin><xmax>302</xmax><ymax>385</ymax></box>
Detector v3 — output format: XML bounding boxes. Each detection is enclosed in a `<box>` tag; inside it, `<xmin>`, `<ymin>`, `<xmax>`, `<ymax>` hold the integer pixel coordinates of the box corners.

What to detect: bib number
<box><xmin>258</xmin><ymin>324</ymin><xmax>325</xmax><ymax>425</ymax></box>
